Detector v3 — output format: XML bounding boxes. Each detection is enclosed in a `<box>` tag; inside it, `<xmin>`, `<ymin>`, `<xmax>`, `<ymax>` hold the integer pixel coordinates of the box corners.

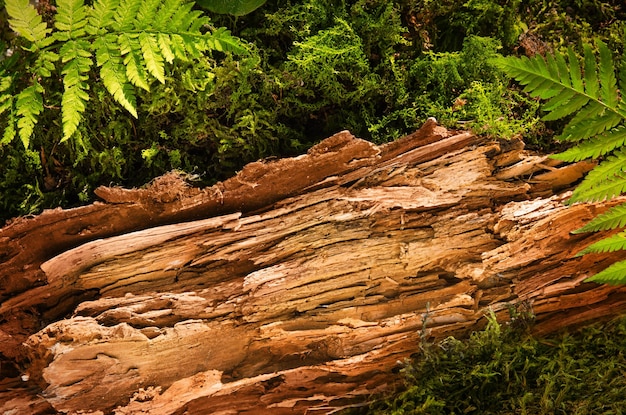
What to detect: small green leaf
<box><xmin>573</xmin><ymin>202</ymin><xmax>626</xmax><ymax>233</ymax></box>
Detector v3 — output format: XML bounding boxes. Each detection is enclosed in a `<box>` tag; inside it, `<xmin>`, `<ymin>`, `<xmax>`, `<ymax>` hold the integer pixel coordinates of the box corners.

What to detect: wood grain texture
<box><xmin>1</xmin><ymin>120</ymin><xmax>624</xmax><ymax>414</ymax></box>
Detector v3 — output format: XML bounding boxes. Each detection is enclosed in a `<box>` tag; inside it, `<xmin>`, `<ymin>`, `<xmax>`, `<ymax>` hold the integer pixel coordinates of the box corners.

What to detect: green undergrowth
<box><xmin>1</xmin><ymin>0</ymin><xmax>625</xmax><ymax>223</ymax></box>
<box><xmin>349</xmin><ymin>312</ymin><xmax>626</xmax><ymax>415</ymax></box>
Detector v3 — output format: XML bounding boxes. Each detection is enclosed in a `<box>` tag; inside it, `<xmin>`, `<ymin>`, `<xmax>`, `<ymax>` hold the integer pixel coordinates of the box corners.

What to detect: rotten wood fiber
<box><xmin>1</xmin><ymin>119</ymin><xmax>625</xmax><ymax>414</ymax></box>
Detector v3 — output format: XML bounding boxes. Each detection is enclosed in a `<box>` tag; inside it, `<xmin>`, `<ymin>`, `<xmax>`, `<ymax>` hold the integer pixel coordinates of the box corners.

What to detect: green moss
<box><xmin>353</xmin><ymin>313</ymin><xmax>626</xmax><ymax>415</ymax></box>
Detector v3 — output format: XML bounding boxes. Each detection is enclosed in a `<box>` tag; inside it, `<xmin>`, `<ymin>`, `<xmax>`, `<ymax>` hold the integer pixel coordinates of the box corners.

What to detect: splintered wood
<box><xmin>1</xmin><ymin>119</ymin><xmax>625</xmax><ymax>414</ymax></box>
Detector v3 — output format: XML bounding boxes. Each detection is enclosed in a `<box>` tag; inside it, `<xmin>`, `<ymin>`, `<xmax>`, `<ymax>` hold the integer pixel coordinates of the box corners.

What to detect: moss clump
<box><xmin>356</xmin><ymin>313</ymin><xmax>626</xmax><ymax>415</ymax></box>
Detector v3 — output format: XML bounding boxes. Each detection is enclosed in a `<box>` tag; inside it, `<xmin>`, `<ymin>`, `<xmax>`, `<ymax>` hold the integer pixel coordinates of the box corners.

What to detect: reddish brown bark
<box><xmin>1</xmin><ymin>119</ymin><xmax>625</xmax><ymax>414</ymax></box>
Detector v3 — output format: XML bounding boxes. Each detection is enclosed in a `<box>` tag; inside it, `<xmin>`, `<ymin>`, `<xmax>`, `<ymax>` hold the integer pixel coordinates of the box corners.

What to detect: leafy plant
<box><xmin>493</xmin><ymin>37</ymin><xmax>626</xmax><ymax>284</ymax></box>
<box><xmin>0</xmin><ymin>0</ymin><xmax>245</xmax><ymax>148</ymax></box>
<box><xmin>196</xmin><ymin>0</ymin><xmax>267</xmax><ymax>16</ymax></box>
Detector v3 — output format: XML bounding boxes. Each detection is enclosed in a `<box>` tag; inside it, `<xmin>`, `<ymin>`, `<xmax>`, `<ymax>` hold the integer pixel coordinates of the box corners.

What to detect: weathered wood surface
<box><xmin>1</xmin><ymin>119</ymin><xmax>626</xmax><ymax>414</ymax></box>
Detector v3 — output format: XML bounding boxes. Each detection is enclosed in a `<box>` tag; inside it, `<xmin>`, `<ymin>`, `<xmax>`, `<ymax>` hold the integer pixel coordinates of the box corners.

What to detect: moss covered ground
<box><xmin>349</xmin><ymin>313</ymin><xmax>626</xmax><ymax>415</ymax></box>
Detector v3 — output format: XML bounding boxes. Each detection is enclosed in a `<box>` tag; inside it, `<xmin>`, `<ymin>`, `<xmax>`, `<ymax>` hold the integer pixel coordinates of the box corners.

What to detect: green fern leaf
<box><xmin>578</xmin><ymin>231</ymin><xmax>626</xmax><ymax>255</ymax></box>
<box><xmin>585</xmin><ymin>259</ymin><xmax>626</xmax><ymax>285</ymax></box>
<box><xmin>553</xmin><ymin>126</ymin><xmax>626</xmax><ymax>161</ymax></box>
<box><xmin>153</xmin><ymin>0</ymin><xmax>179</xmax><ymax>31</ymax></box>
<box><xmin>61</xmin><ymin>84</ymin><xmax>90</xmax><ymax>141</ymax></box>
<box><xmin>541</xmin><ymin>93</ymin><xmax>588</xmax><ymax>121</ymax></box>
<box><xmin>118</xmin><ymin>33</ymin><xmax>151</xmax><ymax>91</ymax></box>
<box><xmin>0</xmin><ymin>93</ymin><xmax>12</xmax><ymax>117</ymax></box>
<box><xmin>112</xmin><ymin>0</ymin><xmax>142</xmax><ymax>31</ymax></box>
<box><xmin>569</xmin><ymin>150</ymin><xmax>626</xmax><ymax>203</ymax></box>
<box><xmin>567</xmin><ymin>47</ymin><xmax>584</xmax><ymax>91</ymax></box>
<box><xmin>86</xmin><ymin>0</ymin><xmax>119</xmax><ymax>35</ymax></box>
<box><xmin>95</xmin><ymin>36</ymin><xmax>138</xmax><ymax>117</ymax></box>
<box><xmin>1</xmin><ymin>113</ymin><xmax>17</xmax><ymax>145</ymax></box>
<box><xmin>598</xmin><ymin>40</ymin><xmax>619</xmax><ymax>108</ymax></box>
<box><xmin>135</xmin><ymin>0</ymin><xmax>162</xmax><ymax>29</ymax></box>
<box><xmin>54</xmin><ymin>0</ymin><xmax>88</xmax><ymax>40</ymax></box>
<box><xmin>157</xmin><ymin>34</ymin><xmax>176</xmax><ymax>64</ymax></box>
<box><xmin>573</xmin><ymin>202</ymin><xmax>626</xmax><ymax>233</ymax></box>
<box><xmin>207</xmin><ymin>27</ymin><xmax>247</xmax><ymax>53</ymax></box>
<box><xmin>139</xmin><ymin>33</ymin><xmax>165</xmax><ymax>84</ymax></box>
<box><xmin>0</xmin><ymin>75</ymin><xmax>13</xmax><ymax>116</ymax></box>
<box><xmin>15</xmin><ymin>83</ymin><xmax>44</xmax><ymax>148</ymax></box>
<box><xmin>6</xmin><ymin>0</ymin><xmax>54</xmax><ymax>48</ymax></box>
<box><xmin>60</xmin><ymin>39</ymin><xmax>92</xmax><ymax>141</ymax></box>
<box><xmin>583</xmin><ymin>43</ymin><xmax>599</xmax><ymax>99</ymax></box>
<box><xmin>558</xmin><ymin>103</ymin><xmax>614</xmax><ymax>142</ymax></box>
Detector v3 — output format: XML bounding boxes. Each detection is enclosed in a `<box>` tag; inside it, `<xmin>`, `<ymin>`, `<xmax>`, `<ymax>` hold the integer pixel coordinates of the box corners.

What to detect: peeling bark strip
<box><xmin>2</xmin><ymin>120</ymin><xmax>626</xmax><ymax>414</ymax></box>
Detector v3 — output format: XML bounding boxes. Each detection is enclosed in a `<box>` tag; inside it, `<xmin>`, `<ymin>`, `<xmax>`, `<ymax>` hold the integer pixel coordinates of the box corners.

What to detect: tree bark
<box><xmin>1</xmin><ymin>119</ymin><xmax>625</xmax><ymax>414</ymax></box>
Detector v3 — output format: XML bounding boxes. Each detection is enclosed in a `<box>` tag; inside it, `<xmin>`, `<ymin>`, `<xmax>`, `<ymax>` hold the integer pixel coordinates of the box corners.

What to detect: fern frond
<box><xmin>562</xmin><ymin>108</ymin><xmax>622</xmax><ymax>142</ymax></box>
<box><xmin>6</xmin><ymin>0</ymin><xmax>53</xmax><ymax>48</ymax></box>
<box><xmin>5</xmin><ymin>0</ymin><xmax>244</xmax><ymax>146</ymax></box>
<box><xmin>578</xmin><ymin>231</ymin><xmax>626</xmax><ymax>256</ymax></box>
<box><xmin>207</xmin><ymin>27</ymin><xmax>247</xmax><ymax>53</ymax></box>
<box><xmin>553</xmin><ymin>126</ymin><xmax>626</xmax><ymax>161</ymax></box>
<box><xmin>574</xmin><ymin>202</ymin><xmax>626</xmax><ymax>233</ymax></box>
<box><xmin>95</xmin><ymin>36</ymin><xmax>138</xmax><ymax>117</ymax></box>
<box><xmin>54</xmin><ymin>0</ymin><xmax>88</xmax><ymax>40</ymax></box>
<box><xmin>139</xmin><ymin>33</ymin><xmax>165</xmax><ymax>84</ymax></box>
<box><xmin>494</xmin><ymin>42</ymin><xmax>623</xmax><ymax>143</ymax></box>
<box><xmin>0</xmin><ymin>74</ymin><xmax>13</xmax><ymax>114</ymax></box>
<box><xmin>567</xmin><ymin>47</ymin><xmax>584</xmax><ymax>91</ymax></box>
<box><xmin>582</xmin><ymin>43</ymin><xmax>599</xmax><ymax>99</ymax></box>
<box><xmin>60</xmin><ymin>39</ymin><xmax>92</xmax><ymax>141</ymax></box>
<box><xmin>118</xmin><ymin>33</ymin><xmax>151</xmax><ymax>91</ymax></box>
<box><xmin>569</xmin><ymin>150</ymin><xmax>626</xmax><ymax>203</ymax></box>
<box><xmin>112</xmin><ymin>0</ymin><xmax>142</xmax><ymax>31</ymax></box>
<box><xmin>598</xmin><ymin>40</ymin><xmax>619</xmax><ymax>108</ymax></box>
<box><xmin>153</xmin><ymin>0</ymin><xmax>180</xmax><ymax>31</ymax></box>
<box><xmin>15</xmin><ymin>83</ymin><xmax>44</xmax><ymax>148</ymax></box>
<box><xmin>585</xmin><ymin>259</ymin><xmax>626</xmax><ymax>285</ymax></box>
<box><xmin>157</xmin><ymin>34</ymin><xmax>176</xmax><ymax>64</ymax></box>
<box><xmin>1</xmin><ymin>109</ymin><xmax>17</xmax><ymax>146</ymax></box>
<box><xmin>86</xmin><ymin>0</ymin><xmax>119</xmax><ymax>35</ymax></box>
<box><xmin>135</xmin><ymin>0</ymin><xmax>162</xmax><ymax>29</ymax></box>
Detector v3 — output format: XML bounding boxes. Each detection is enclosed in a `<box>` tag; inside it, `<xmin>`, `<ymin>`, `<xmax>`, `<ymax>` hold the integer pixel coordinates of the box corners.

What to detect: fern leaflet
<box><xmin>553</xmin><ymin>126</ymin><xmax>626</xmax><ymax>162</ymax></box>
<box><xmin>139</xmin><ymin>33</ymin><xmax>165</xmax><ymax>84</ymax></box>
<box><xmin>574</xmin><ymin>202</ymin><xmax>626</xmax><ymax>234</ymax></box>
<box><xmin>578</xmin><ymin>231</ymin><xmax>626</xmax><ymax>255</ymax></box>
<box><xmin>95</xmin><ymin>35</ymin><xmax>138</xmax><ymax>117</ymax></box>
<box><xmin>54</xmin><ymin>0</ymin><xmax>88</xmax><ymax>40</ymax></box>
<box><xmin>59</xmin><ymin>39</ymin><xmax>92</xmax><ymax>141</ymax></box>
<box><xmin>15</xmin><ymin>84</ymin><xmax>44</xmax><ymax>148</ymax></box>
<box><xmin>118</xmin><ymin>33</ymin><xmax>151</xmax><ymax>91</ymax></box>
<box><xmin>569</xmin><ymin>149</ymin><xmax>626</xmax><ymax>203</ymax></box>
<box><xmin>585</xmin><ymin>260</ymin><xmax>626</xmax><ymax>285</ymax></box>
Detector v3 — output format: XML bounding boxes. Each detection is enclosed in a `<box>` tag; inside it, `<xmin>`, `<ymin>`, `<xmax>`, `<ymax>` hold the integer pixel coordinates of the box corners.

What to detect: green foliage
<box><xmin>494</xmin><ymin>38</ymin><xmax>626</xmax><ymax>285</ymax></box>
<box><xmin>359</xmin><ymin>314</ymin><xmax>626</xmax><ymax>415</ymax></box>
<box><xmin>196</xmin><ymin>0</ymin><xmax>267</xmax><ymax>16</ymax></box>
<box><xmin>0</xmin><ymin>0</ymin><xmax>623</xmax><ymax>224</ymax></box>
<box><xmin>1</xmin><ymin>0</ymin><xmax>245</xmax><ymax>147</ymax></box>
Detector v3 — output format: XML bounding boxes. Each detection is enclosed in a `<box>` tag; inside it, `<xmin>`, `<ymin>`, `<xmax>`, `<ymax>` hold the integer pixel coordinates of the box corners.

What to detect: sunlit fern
<box><xmin>0</xmin><ymin>0</ymin><xmax>245</xmax><ymax>147</ymax></box>
<box><xmin>493</xmin><ymin>37</ymin><xmax>626</xmax><ymax>284</ymax></box>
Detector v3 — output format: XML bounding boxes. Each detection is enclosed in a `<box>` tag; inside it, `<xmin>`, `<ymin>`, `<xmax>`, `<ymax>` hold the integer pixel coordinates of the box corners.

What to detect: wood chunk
<box><xmin>2</xmin><ymin>121</ymin><xmax>626</xmax><ymax>414</ymax></box>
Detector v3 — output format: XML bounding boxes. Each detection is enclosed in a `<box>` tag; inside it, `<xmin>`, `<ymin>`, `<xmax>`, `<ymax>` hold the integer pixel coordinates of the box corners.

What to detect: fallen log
<box><xmin>1</xmin><ymin>119</ymin><xmax>625</xmax><ymax>414</ymax></box>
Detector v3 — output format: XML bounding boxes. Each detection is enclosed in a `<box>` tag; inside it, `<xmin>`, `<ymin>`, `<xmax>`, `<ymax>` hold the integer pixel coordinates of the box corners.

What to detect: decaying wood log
<box><xmin>1</xmin><ymin>119</ymin><xmax>626</xmax><ymax>414</ymax></box>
